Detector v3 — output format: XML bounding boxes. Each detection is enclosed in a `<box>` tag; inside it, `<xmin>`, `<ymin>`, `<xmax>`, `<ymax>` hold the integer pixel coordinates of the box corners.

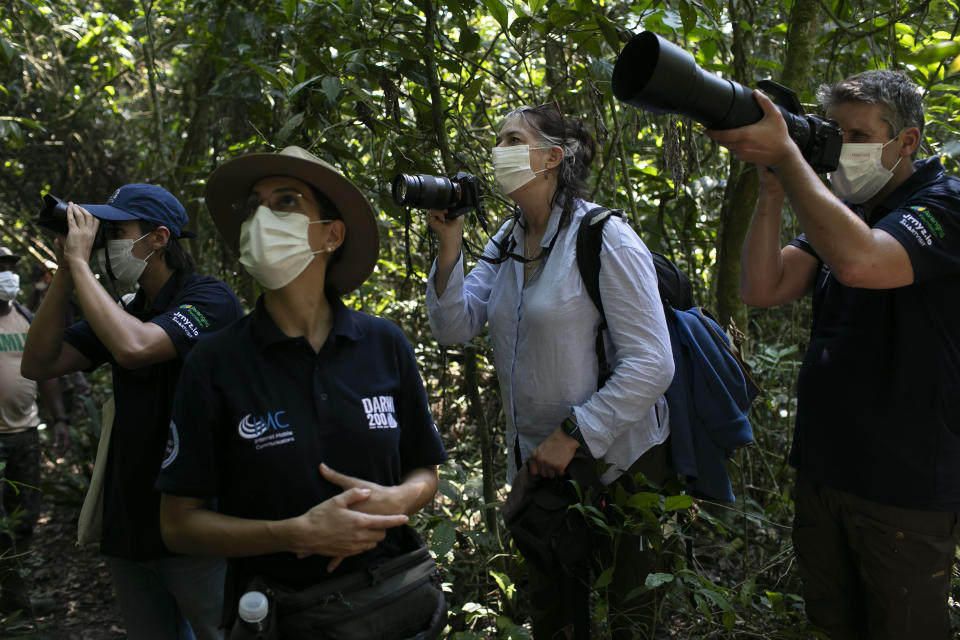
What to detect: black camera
<box><xmin>391</xmin><ymin>171</ymin><xmax>482</xmax><ymax>219</ymax></box>
<box><xmin>611</xmin><ymin>31</ymin><xmax>842</xmax><ymax>173</ymax></box>
<box><xmin>38</xmin><ymin>194</ymin><xmax>70</xmax><ymax>235</ymax></box>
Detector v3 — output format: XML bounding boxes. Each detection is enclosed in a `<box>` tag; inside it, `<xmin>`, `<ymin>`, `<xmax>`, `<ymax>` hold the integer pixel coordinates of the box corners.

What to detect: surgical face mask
<box><xmin>95</xmin><ymin>233</ymin><xmax>154</xmax><ymax>289</ymax></box>
<box><xmin>0</xmin><ymin>271</ymin><xmax>20</xmax><ymax>301</ymax></box>
<box><xmin>830</xmin><ymin>135</ymin><xmax>903</xmax><ymax>204</ymax></box>
<box><xmin>491</xmin><ymin>145</ymin><xmax>553</xmax><ymax>195</ymax></box>
<box><xmin>239</xmin><ymin>205</ymin><xmax>332</xmax><ymax>290</ymax></box>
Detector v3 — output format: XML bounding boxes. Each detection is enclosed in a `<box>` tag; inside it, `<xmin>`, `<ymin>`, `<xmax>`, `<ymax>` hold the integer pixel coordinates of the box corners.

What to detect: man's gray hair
<box><xmin>817</xmin><ymin>69</ymin><xmax>925</xmax><ymax>141</ymax></box>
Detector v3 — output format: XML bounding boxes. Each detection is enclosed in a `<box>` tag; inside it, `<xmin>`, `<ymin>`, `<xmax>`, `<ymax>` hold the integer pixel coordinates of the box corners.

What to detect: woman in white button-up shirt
<box><xmin>426</xmin><ymin>102</ymin><xmax>675</xmax><ymax>639</ymax></box>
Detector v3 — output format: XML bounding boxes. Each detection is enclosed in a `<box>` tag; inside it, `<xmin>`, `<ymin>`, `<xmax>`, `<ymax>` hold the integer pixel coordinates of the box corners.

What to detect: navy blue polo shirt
<box><xmin>156</xmin><ymin>295</ymin><xmax>448</xmax><ymax>589</ymax></box>
<box><xmin>788</xmin><ymin>158</ymin><xmax>960</xmax><ymax>510</ymax></box>
<box><xmin>65</xmin><ymin>272</ymin><xmax>243</xmax><ymax>559</ymax></box>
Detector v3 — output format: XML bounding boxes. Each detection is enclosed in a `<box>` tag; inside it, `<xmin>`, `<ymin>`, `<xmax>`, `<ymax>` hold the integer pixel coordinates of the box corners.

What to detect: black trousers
<box><xmin>0</xmin><ymin>429</ymin><xmax>41</xmax><ymax>545</ymax></box>
<box><xmin>0</xmin><ymin>429</ymin><xmax>42</xmax><ymax>602</ymax></box>
<box><xmin>526</xmin><ymin>440</ymin><xmax>673</xmax><ymax>640</ymax></box>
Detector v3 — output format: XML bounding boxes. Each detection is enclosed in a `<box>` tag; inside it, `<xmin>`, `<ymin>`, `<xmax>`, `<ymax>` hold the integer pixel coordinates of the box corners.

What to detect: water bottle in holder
<box><xmin>229</xmin><ymin>590</ymin><xmax>277</xmax><ymax>639</ymax></box>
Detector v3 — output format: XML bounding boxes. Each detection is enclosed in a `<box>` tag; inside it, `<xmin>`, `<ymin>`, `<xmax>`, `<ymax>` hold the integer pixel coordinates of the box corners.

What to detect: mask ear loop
<box><xmin>97</xmin><ymin>225</ymin><xmax>126</xmax><ymax>308</ymax></box>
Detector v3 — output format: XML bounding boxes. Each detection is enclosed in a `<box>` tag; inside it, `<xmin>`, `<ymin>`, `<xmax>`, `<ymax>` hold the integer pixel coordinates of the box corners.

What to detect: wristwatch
<box><xmin>560</xmin><ymin>416</ymin><xmax>590</xmax><ymax>454</ymax></box>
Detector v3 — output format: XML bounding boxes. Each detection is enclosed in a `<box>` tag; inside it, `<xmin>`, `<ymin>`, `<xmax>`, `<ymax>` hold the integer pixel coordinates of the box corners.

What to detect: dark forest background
<box><xmin>2</xmin><ymin>0</ymin><xmax>959</xmax><ymax>636</ymax></box>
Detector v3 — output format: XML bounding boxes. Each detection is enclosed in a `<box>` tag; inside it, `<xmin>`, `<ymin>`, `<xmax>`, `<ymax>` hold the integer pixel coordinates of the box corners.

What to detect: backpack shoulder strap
<box><xmin>12</xmin><ymin>301</ymin><xmax>34</xmax><ymax>323</ymax></box>
<box><xmin>575</xmin><ymin>207</ymin><xmax>621</xmax><ymax>317</ymax></box>
<box><xmin>575</xmin><ymin>207</ymin><xmax>622</xmax><ymax>389</ymax></box>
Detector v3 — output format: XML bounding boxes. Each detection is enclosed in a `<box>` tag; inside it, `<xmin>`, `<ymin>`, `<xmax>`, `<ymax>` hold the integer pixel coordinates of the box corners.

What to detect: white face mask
<box><xmin>239</xmin><ymin>205</ymin><xmax>332</xmax><ymax>290</ymax></box>
<box><xmin>0</xmin><ymin>271</ymin><xmax>20</xmax><ymax>301</ymax></box>
<box><xmin>95</xmin><ymin>233</ymin><xmax>154</xmax><ymax>289</ymax></box>
<box><xmin>491</xmin><ymin>145</ymin><xmax>553</xmax><ymax>195</ymax></box>
<box><xmin>829</xmin><ymin>136</ymin><xmax>903</xmax><ymax>204</ymax></box>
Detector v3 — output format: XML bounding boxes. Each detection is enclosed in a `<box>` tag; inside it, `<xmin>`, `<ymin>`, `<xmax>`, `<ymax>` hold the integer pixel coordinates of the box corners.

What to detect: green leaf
<box><xmin>243</xmin><ymin>61</ymin><xmax>284</xmax><ymax>89</ymax></box>
<box><xmin>596</xmin><ymin>15</ymin><xmax>621</xmax><ymax>50</ymax></box>
<box><xmin>439</xmin><ymin>479</ymin><xmax>461</xmax><ymax>501</ymax></box>
<box><xmin>644</xmin><ymin>572</ymin><xmax>675</xmax><ymax>588</ymax></box>
<box><xmin>679</xmin><ymin>1</ymin><xmax>698</xmax><ymax>35</ymax></box>
<box><xmin>594</xmin><ymin>567</ymin><xmax>615</xmax><ymax>589</ymax></box>
<box><xmin>509</xmin><ymin>16</ymin><xmax>533</xmax><ymax>39</ymax></box>
<box><xmin>664</xmin><ymin>494</ymin><xmax>695</xmax><ymax>511</ymax></box>
<box><xmin>700</xmin><ymin>587</ymin><xmax>734</xmax><ymax>611</ymax></box>
<box><xmin>458</xmin><ymin>27</ymin><xmax>480</xmax><ymax>53</ymax></box>
<box><xmin>904</xmin><ymin>40</ymin><xmax>960</xmax><ymax>66</ymax></box>
<box><xmin>721</xmin><ymin>609</ymin><xmax>736</xmax><ymax>629</ymax></box>
<box><xmin>490</xmin><ymin>570</ymin><xmax>516</xmax><ymax>601</ymax></box>
<box><xmin>431</xmin><ymin>519</ymin><xmax>456</xmax><ymax>557</ymax></box>
<box><xmin>288</xmin><ymin>75</ymin><xmax>323</xmax><ymax>99</ymax></box>
<box><xmin>283</xmin><ymin>0</ymin><xmax>297</xmax><ymax>21</ymax></box>
<box><xmin>482</xmin><ymin>0</ymin><xmax>509</xmax><ymax>31</ymax></box>
<box><xmin>461</xmin><ymin>77</ymin><xmax>484</xmax><ymax>105</ymax></box>
<box><xmin>275</xmin><ymin>112</ymin><xmax>304</xmax><ymax>144</ymax></box>
<box><xmin>321</xmin><ymin>76</ymin><xmax>342</xmax><ymax>103</ymax></box>
<box><xmin>626</xmin><ymin>491</ymin><xmax>661</xmax><ymax>510</ymax></box>
<box><xmin>529</xmin><ymin>0</ymin><xmax>547</xmax><ymax>12</ymax></box>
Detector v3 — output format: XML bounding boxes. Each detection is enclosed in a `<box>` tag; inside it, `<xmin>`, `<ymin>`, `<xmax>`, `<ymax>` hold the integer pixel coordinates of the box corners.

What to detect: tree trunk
<box><xmin>714</xmin><ymin>0</ymin><xmax>756</xmax><ymax>329</ymax></box>
<box><xmin>714</xmin><ymin>0</ymin><xmax>822</xmax><ymax>330</ymax></box>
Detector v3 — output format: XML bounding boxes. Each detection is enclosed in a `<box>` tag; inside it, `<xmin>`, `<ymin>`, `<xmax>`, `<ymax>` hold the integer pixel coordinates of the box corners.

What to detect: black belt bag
<box><xmin>244</xmin><ymin>533</ymin><xmax>446</xmax><ymax>640</ymax></box>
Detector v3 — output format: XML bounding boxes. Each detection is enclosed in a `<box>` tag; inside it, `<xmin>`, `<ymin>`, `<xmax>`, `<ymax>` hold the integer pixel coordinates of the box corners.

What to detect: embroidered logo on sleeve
<box><xmin>171</xmin><ymin>311</ymin><xmax>199</xmax><ymax>337</ymax></box>
<box><xmin>907</xmin><ymin>206</ymin><xmax>946</xmax><ymax>241</ymax></box>
<box><xmin>161</xmin><ymin>421</ymin><xmax>180</xmax><ymax>469</ymax></box>
<box><xmin>238</xmin><ymin>410</ymin><xmax>295</xmax><ymax>450</ymax></box>
<box><xmin>899</xmin><ymin>213</ymin><xmax>934</xmax><ymax>247</ymax></box>
<box><xmin>179</xmin><ymin>304</ymin><xmax>211</xmax><ymax>328</ymax></box>
<box><xmin>362</xmin><ymin>395</ymin><xmax>398</xmax><ymax>429</ymax></box>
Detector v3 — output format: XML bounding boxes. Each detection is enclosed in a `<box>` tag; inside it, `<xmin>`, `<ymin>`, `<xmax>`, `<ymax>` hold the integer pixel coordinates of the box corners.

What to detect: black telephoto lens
<box><xmin>612</xmin><ymin>31</ymin><xmax>841</xmax><ymax>172</ymax></box>
<box><xmin>612</xmin><ymin>31</ymin><xmax>761</xmax><ymax>130</ymax></box>
<box><xmin>392</xmin><ymin>174</ymin><xmax>459</xmax><ymax>210</ymax></box>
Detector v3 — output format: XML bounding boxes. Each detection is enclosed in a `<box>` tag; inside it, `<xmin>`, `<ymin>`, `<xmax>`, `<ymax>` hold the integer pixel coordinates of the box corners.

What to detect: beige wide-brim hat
<box><xmin>205</xmin><ymin>146</ymin><xmax>379</xmax><ymax>295</ymax></box>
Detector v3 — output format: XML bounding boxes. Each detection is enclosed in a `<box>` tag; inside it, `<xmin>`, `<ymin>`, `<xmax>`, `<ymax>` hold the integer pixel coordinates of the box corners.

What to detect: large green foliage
<box><xmin>2</xmin><ymin>0</ymin><xmax>959</xmax><ymax>636</ymax></box>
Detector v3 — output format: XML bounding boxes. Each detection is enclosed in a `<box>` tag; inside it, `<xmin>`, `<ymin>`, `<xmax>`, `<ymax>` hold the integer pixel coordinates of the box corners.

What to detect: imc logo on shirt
<box><xmin>238</xmin><ymin>410</ymin><xmax>296</xmax><ymax>451</ymax></box>
<box><xmin>238</xmin><ymin>411</ymin><xmax>290</xmax><ymax>439</ymax></box>
<box><xmin>362</xmin><ymin>396</ymin><xmax>398</xmax><ymax>430</ymax></box>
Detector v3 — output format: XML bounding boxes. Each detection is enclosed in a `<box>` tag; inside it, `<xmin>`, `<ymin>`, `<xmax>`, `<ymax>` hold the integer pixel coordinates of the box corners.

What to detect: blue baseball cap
<box><xmin>83</xmin><ymin>183</ymin><xmax>193</xmax><ymax>238</ymax></box>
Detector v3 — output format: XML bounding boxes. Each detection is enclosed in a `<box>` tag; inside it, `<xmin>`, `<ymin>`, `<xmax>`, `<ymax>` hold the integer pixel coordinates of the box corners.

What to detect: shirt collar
<box><xmin>249</xmin><ymin>292</ymin><xmax>362</xmax><ymax>352</ymax></box>
<box><xmin>517</xmin><ymin>200</ymin><xmax>565</xmax><ymax>249</ymax></box>
<box><xmin>128</xmin><ymin>272</ymin><xmax>184</xmax><ymax>315</ymax></box>
<box><xmin>867</xmin><ymin>157</ymin><xmax>945</xmax><ymax>223</ymax></box>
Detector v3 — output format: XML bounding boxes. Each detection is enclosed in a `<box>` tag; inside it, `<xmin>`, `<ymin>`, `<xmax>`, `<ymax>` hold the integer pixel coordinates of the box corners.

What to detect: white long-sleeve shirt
<box><xmin>427</xmin><ymin>200</ymin><xmax>674</xmax><ymax>484</ymax></box>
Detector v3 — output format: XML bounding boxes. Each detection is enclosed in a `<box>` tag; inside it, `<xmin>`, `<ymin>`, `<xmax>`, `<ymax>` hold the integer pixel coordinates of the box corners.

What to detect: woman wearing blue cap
<box><xmin>22</xmin><ymin>183</ymin><xmax>243</xmax><ymax>639</ymax></box>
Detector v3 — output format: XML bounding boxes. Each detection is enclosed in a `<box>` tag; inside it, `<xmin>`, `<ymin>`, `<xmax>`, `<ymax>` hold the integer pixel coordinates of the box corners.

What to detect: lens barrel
<box><xmin>612</xmin><ymin>32</ymin><xmax>762</xmax><ymax>130</ymax></box>
<box><xmin>391</xmin><ymin>174</ymin><xmax>460</xmax><ymax>210</ymax></box>
<box><xmin>37</xmin><ymin>194</ymin><xmax>70</xmax><ymax>235</ymax></box>
<box><xmin>612</xmin><ymin>31</ymin><xmax>842</xmax><ymax>172</ymax></box>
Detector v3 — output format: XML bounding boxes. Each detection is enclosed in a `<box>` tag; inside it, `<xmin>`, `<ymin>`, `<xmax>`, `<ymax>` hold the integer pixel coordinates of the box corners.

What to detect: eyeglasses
<box><xmin>235</xmin><ymin>190</ymin><xmax>316</xmax><ymax>219</ymax></box>
<box><xmin>532</xmin><ymin>100</ymin><xmax>567</xmax><ymax>142</ymax></box>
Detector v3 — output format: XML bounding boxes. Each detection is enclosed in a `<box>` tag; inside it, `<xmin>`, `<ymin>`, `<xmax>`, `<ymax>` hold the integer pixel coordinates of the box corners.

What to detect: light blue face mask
<box><xmin>0</xmin><ymin>271</ymin><xmax>20</xmax><ymax>301</ymax></box>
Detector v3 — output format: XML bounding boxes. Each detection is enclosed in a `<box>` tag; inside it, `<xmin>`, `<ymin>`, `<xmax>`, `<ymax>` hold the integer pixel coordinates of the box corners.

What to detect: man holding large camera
<box><xmin>707</xmin><ymin>70</ymin><xmax>960</xmax><ymax>639</ymax></box>
<box><xmin>21</xmin><ymin>184</ymin><xmax>242</xmax><ymax>638</ymax></box>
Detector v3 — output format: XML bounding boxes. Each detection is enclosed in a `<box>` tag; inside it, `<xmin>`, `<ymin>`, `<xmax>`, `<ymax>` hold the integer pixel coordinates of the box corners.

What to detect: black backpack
<box><xmin>575</xmin><ymin>207</ymin><xmax>694</xmax><ymax>387</ymax></box>
<box><xmin>575</xmin><ymin>207</ymin><xmax>760</xmax><ymax>502</ymax></box>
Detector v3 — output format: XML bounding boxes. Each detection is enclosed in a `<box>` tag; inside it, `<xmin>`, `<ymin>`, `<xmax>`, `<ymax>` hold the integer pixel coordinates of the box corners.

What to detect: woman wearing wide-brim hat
<box><xmin>157</xmin><ymin>146</ymin><xmax>448</xmax><ymax>639</ymax></box>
